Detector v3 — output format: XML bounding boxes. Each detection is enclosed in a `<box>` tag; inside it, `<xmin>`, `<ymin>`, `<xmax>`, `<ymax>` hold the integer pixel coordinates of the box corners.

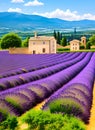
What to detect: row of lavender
<box><xmin>0</xmin><ymin>52</ymin><xmax>93</xmax><ymax>122</ymax></box>
<box><xmin>42</xmin><ymin>53</ymin><xmax>95</xmax><ymax>123</ymax></box>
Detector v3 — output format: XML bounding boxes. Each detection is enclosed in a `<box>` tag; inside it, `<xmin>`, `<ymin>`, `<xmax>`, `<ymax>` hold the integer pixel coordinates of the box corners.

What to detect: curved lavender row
<box><xmin>0</xmin><ymin>53</ymin><xmax>93</xmax><ymax>118</ymax></box>
<box><xmin>0</xmin><ymin>53</ymin><xmax>74</xmax><ymax>78</ymax></box>
<box><xmin>42</xmin><ymin>53</ymin><xmax>95</xmax><ymax>123</ymax></box>
<box><xmin>0</xmin><ymin>52</ymin><xmax>86</xmax><ymax>91</ymax></box>
<box><xmin>0</xmin><ymin>99</ymin><xmax>20</xmax><ymax>122</ymax></box>
<box><xmin>0</xmin><ymin>84</ymin><xmax>49</xmax><ymax>121</ymax></box>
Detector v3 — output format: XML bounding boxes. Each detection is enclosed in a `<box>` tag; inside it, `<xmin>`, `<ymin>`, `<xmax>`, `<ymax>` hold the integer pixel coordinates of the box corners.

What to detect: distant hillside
<box><xmin>0</xmin><ymin>12</ymin><xmax>95</xmax><ymax>32</ymax></box>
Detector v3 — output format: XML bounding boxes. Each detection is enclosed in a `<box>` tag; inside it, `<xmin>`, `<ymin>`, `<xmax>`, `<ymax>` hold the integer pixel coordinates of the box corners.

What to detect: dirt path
<box><xmin>33</xmin><ymin>100</ymin><xmax>46</xmax><ymax>110</ymax></box>
<box><xmin>86</xmin><ymin>83</ymin><xmax>95</xmax><ymax>130</ymax></box>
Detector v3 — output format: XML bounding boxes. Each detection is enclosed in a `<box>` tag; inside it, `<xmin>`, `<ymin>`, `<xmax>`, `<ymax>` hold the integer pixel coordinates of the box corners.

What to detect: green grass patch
<box><xmin>57</xmin><ymin>48</ymin><xmax>70</xmax><ymax>52</ymax></box>
<box><xmin>57</xmin><ymin>47</ymin><xmax>95</xmax><ymax>52</ymax></box>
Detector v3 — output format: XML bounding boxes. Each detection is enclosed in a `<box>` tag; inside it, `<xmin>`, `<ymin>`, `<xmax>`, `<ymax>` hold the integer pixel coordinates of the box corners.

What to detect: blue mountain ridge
<box><xmin>0</xmin><ymin>12</ymin><xmax>95</xmax><ymax>31</ymax></box>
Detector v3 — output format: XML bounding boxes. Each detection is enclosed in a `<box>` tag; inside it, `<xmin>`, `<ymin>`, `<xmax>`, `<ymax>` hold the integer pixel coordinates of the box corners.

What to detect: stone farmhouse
<box><xmin>70</xmin><ymin>36</ymin><xmax>86</xmax><ymax>51</ymax></box>
<box><xmin>29</xmin><ymin>32</ymin><xmax>56</xmax><ymax>54</ymax></box>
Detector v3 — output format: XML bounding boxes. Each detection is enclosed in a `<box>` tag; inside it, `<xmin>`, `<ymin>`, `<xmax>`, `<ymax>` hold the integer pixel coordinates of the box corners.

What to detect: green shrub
<box><xmin>86</xmin><ymin>41</ymin><xmax>91</xmax><ymax>49</ymax></box>
<box><xmin>80</xmin><ymin>45</ymin><xmax>85</xmax><ymax>49</ymax></box>
<box><xmin>22</xmin><ymin>37</ymin><xmax>29</xmax><ymax>47</ymax></box>
<box><xmin>21</xmin><ymin>110</ymin><xmax>86</xmax><ymax>130</ymax></box>
<box><xmin>57</xmin><ymin>48</ymin><xmax>70</xmax><ymax>52</ymax></box>
<box><xmin>0</xmin><ymin>111</ymin><xmax>8</xmax><ymax>122</ymax></box>
<box><xmin>0</xmin><ymin>115</ymin><xmax>18</xmax><ymax>130</ymax></box>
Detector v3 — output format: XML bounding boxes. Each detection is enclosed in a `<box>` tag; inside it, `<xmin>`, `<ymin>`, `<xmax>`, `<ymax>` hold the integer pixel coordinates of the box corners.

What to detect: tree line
<box><xmin>0</xmin><ymin>31</ymin><xmax>95</xmax><ymax>49</ymax></box>
<box><xmin>53</xmin><ymin>30</ymin><xmax>67</xmax><ymax>46</ymax></box>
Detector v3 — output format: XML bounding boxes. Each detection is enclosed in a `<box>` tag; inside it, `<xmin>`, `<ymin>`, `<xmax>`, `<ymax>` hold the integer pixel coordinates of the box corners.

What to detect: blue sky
<box><xmin>1</xmin><ymin>0</ymin><xmax>95</xmax><ymax>21</ymax></box>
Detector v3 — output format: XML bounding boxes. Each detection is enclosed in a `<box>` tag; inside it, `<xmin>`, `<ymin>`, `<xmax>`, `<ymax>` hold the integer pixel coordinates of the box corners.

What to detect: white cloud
<box><xmin>8</xmin><ymin>8</ymin><xmax>22</xmax><ymax>13</ymax></box>
<box><xmin>82</xmin><ymin>13</ymin><xmax>95</xmax><ymax>20</ymax></box>
<box><xmin>32</xmin><ymin>8</ymin><xmax>95</xmax><ymax>21</ymax></box>
<box><xmin>11</xmin><ymin>0</ymin><xmax>24</xmax><ymax>3</ymax></box>
<box><xmin>24</xmin><ymin>0</ymin><xmax>44</xmax><ymax>6</ymax></box>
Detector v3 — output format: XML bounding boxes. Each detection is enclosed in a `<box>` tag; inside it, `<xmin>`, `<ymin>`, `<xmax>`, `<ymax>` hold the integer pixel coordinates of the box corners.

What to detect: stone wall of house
<box><xmin>29</xmin><ymin>39</ymin><xmax>56</xmax><ymax>54</ymax></box>
<box><xmin>70</xmin><ymin>43</ymin><xmax>80</xmax><ymax>51</ymax></box>
<box><xmin>29</xmin><ymin>40</ymin><xmax>50</xmax><ymax>54</ymax></box>
<box><xmin>9</xmin><ymin>47</ymin><xmax>29</xmax><ymax>54</ymax></box>
<box><xmin>70</xmin><ymin>40</ymin><xmax>80</xmax><ymax>51</ymax></box>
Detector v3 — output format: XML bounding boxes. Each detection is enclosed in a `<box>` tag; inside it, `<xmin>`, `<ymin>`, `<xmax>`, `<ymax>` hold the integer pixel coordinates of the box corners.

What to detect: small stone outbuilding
<box><xmin>70</xmin><ymin>40</ymin><xmax>80</xmax><ymax>51</ymax></box>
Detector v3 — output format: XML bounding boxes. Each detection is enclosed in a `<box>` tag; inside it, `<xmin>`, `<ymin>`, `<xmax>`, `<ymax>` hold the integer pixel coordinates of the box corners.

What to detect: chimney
<box><xmin>34</xmin><ymin>32</ymin><xmax>37</xmax><ymax>38</ymax></box>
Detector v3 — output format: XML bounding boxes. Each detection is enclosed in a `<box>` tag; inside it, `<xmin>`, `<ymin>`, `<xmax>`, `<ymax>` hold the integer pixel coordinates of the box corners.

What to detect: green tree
<box><xmin>86</xmin><ymin>41</ymin><xmax>91</xmax><ymax>49</ymax></box>
<box><xmin>61</xmin><ymin>37</ymin><xmax>67</xmax><ymax>46</ymax></box>
<box><xmin>54</xmin><ymin>31</ymin><xmax>62</xmax><ymax>44</ymax></box>
<box><xmin>80</xmin><ymin>45</ymin><xmax>85</xmax><ymax>49</ymax></box>
<box><xmin>22</xmin><ymin>37</ymin><xmax>29</xmax><ymax>47</ymax></box>
<box><xmin>53</xmin><ymin>30</ymin><xmax>57</xmax><ymax>40</ymax></box>
<box><xmin>0</xmin><ymin>38</ymin><xmax>1</xmax><ymax>49</ymax></box>
<box><xmin>57</xmin><ymin>31</ymin><xmax>61</xmax><ymax>44</ymax></box>
<box><xmin>89</xmin><ymin>35</ymin><xmax>95</xmax><ymax>45</ymax></box>
<box><xmin>1</xmin><ymin>33</ymin><xmax>22</xmax><ymax>49</ymax></box>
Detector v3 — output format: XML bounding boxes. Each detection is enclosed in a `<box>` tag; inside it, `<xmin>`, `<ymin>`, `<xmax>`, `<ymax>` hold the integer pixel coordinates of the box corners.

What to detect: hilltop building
<box><xmin>70</xmin><ymin>36</ymin><xmax>86</xmax><ymax>51</ymax></box>
<box><xmin>70</xmin><ymin>40</ymin><xmax>80</xmax><ymax>51</ymax></box>
<box><xmin>28</xmin><ymin>32</ymin><xmax>56</xmax><ymax>54</ymax></box>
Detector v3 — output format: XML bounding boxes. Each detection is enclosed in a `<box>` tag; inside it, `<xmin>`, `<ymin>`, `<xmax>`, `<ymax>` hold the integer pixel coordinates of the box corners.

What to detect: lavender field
<box><xmin>0</xmin><ymin>51</ymin><xmax>95</xmax><ymax>125</ymax></box>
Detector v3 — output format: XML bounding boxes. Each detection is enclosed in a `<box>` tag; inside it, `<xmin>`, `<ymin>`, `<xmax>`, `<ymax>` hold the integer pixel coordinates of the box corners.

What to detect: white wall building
<box><xmin>28</xmin><ymin>33</ymin><xmax>56</xmax><ymax>54</ymax></box>
<box><xmin>70</xmin><ymin>40</ymin><xmax>80</xmax><ymax>51</ymax></box>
